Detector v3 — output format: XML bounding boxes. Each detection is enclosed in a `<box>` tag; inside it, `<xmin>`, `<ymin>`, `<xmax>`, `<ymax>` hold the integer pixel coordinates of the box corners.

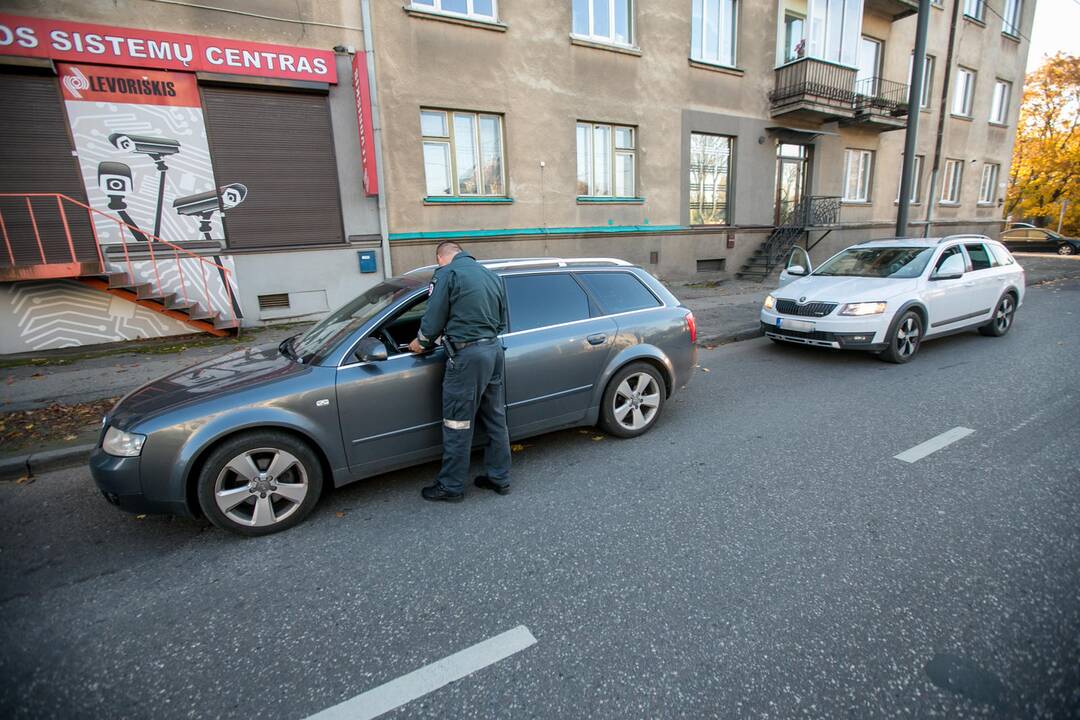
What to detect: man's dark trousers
<box><xmin>436</xmin><ymin>339</ymin><xmax>511</xmax><ymax>494</ymax></box>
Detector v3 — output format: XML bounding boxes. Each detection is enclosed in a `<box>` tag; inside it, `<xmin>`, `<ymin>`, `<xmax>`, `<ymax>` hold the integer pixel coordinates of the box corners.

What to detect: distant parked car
<box><xmin>90</xmin><ymin>258</ymin><xmax>696</xmax><ymax>536</ymax></box>
<box><xmin>760</xmin><ymin>235</ymin><xmax>1025</xmax><ymax>363</ymax></box>
<box><xmin>1000</xmin><ymin>226</ymin><xmax>1079</xmax><ymax>255</ymax></box>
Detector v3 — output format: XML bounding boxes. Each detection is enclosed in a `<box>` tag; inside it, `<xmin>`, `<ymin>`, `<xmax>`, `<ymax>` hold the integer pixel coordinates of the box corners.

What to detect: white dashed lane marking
<box><xmin>894</xmin><ymin>427</ymin><xmax>976</xmax><ymax>463</ymax></box>
<box><xmin>304</xmin><ymin>625</ymin><xmax>537</xmax><ymax>720</ymax></box>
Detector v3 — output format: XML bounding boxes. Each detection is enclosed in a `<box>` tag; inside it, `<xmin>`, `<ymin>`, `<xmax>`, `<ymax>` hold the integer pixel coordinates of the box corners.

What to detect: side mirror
<box><xmin>786</xmin><ymin>264</ymin><xmax>807</xmax><ymax>277</ymax></box>
<box><xmin>931</xmin><ymin>253</ymin><xmax>966</xmax><ymax>280</ymax></box>
<box><xmin>355</xmin><ymin>336</ymin><xmax>388</xmax><ymax>362</ymax></box>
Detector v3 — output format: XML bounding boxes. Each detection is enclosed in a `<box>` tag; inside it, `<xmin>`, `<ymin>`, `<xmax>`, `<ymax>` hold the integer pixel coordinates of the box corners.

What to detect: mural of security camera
<box><xmin>173</xmin><ymin>183</ymin><xmax>249</xmax><ymax>240</ymax></box>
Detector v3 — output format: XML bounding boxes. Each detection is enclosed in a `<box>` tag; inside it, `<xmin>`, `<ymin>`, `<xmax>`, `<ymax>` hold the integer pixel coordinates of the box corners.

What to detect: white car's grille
<box><xmin>775</xmin><ymin>299</ymin><xmax>838</xmax><ymax>318</ymax></box>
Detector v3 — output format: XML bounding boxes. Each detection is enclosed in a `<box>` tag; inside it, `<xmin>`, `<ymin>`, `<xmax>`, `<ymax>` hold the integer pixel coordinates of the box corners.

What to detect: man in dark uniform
<box><xmin>408</xmin><ymin>241</ymin><xmax>512</xmax><ymax>502</ymax></box>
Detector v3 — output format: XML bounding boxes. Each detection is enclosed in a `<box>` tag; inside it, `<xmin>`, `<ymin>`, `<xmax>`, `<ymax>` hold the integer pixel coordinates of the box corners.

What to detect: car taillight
<box><xmin>685</xmin><ymin>311</ymin><xmax>697</xmax><ymax>343</ymax></box>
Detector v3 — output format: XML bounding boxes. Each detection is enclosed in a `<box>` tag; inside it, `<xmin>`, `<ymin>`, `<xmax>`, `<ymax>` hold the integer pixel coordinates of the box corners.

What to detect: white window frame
<box><xmin>805</xmin><ymin>0</ymin><xmax>864</xmax><ymax>68</ymax></box>
<box><xmin>978</xmin><ymin>163</ymin><xmax>999</xmax><ymax>204</ymax></box>
<box><xmin>691</xmin><ymin>0</ymin><xmax>738</xmax><ymax>68</ymax></box>
<box><xmin>990</xmin><ymin>79</ymin><xmax>1011</xmax><ymax>124</ymax></box>
<box><xmin>1002</xmin><ymin>0</ymin><xmax>1022</xmax><ymax>36</ymax></box>
<box><xmin>572</xmin><ymin>0</ymin><xmax>635</xmax><ymax>47</ymax></box>
<box><xmin>908</xmin><ymin>53</ymin><xmax>934</xmax><ymax>110</ymax></box>
<box><xmin>408</xmin><ymin>0</ymin><xmax>498</xmax><ymax>21</ymax></box>
<box><xmin>856</xmin><ymin>35</ymin><xmax>883</xmax><ymax>95</ymax></box>
<box><xmin>952</xmin><ymin>66</ymin><xmax>975</xmax><ymax>117</ymax></box>
<box><xmin>842</xmin><ymin>148</ymin><xmax>873</xmax><ymax>203</ymax></box>
<box><xmin>963</xmin><ymin>0</ymin><xmax>985</xmax><ymax>22</ymax></box>
<box><xmin>420</xmin><ymin>109</ymin><xmax>506</xmax><ymax>198</ymax></box>
<box><xmin>895</xmin><ymin>154</ymin><xmax>924</xmax><ymax>204</ymax></box>
<box><xmin>941</xmin><ymin>159</ymin><xmax>963</xmax><ymax>204</ymax></box>
<box><xmin>577</xmin><ymin>121</ymin><xmax>637</xmax><ymax>198</ymax></box>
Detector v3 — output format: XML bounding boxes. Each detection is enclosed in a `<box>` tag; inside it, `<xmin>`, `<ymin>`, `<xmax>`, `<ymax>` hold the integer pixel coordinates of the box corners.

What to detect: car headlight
<box><xmin>102</xmin><ymin>426</ymin><xmax>146</xmax><ymax>457</ymax></box>
<box><xmin>763</xmin><ymin>294</ymin><xmax>776</xmax><ymax>310</ymax></box>
<box><xmin>839</xmin><ymin>302</ymin><xmax>888</xmax><ymax>316</ymax></box>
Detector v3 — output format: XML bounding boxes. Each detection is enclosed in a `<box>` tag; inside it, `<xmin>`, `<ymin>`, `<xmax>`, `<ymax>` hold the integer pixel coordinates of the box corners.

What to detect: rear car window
<box><xmin>575</xmin><ymin>272</ymin><xmax>661</xmax><ymax>315</ymax></box>
<box><xmin>965</xmin><ymin>243</ymin><xmax>993</xmax><ymax>271</ymax></box>
<box><xmin>505</xmin><ymin>274</ymin><xmax>590</xmax><ymax>332</ymax></box>
<box><xmin>989</xmin><ymin>244</ymin><xmax>1015</xmax><ymax>266</ymax></box>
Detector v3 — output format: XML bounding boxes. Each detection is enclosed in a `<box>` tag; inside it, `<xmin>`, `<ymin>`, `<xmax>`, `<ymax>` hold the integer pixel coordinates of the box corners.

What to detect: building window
<box><xmin>782</xmin><ymin>12</ymin><xmax>805</xmax><ymax>62</ymax></box>
<box><xmin>577</xmin><ymin>122</ymin><xmax>636</xmax><ymax>197</ymax></box>
<box><xmin>856</xmin><ymin>36</ymin><xmax>882</xmax><ymax>95</ymax></box>
<box><xmin>963</xmin><ymin>0</ymin><xmax>984</xmax><ymax>22</ymax></box>
<box><xmin>691</xmin><ymin>0</ymin><xmax>737</xmax><ymax>67</ymax></box>
<box><xmin>952</xmin><ymin>67</ymin><xmax>976</xmax><ymax>117</ymax></box>
<box><xmin>806</xmin><ymin>0</ymin><xmax>864</xmax><ymax>67</ymax></box>
<box><xmin>1002</xmin><ymin>0</ymin><xmax>1022</xmax><ymax>36</ymax></box>
<box><xmin>572</xmin><ymin>0</ymin><xmax>633</xmax><ymax>46</ymax></box>
<box><xmin>990</xmin><ymin>79</ymin><xmax>1011</xmax><ymax>123</ymax></box>
<box><xmin>979</xmin><ymin>163</ymin><xmax>999</xmax><ymax>204</ymax></box>
<box><xmin>689</xmin><ymin>133</ymin><xmax>733</xmax><ymax>225</ymax></box>
<box><xmin>908</xmin><ymin>53</ymin><xmax>935</xmax><ymax>109</ymax></box>
<box><xmin>896</xmin><ymin>154</ymin><xmax>924</xmax><ymax>203</ymax></box>
<box><xmin>421</xmin><ymin>109</ymin><xmax>505</xmax><ymax>197</ymax></box>
<box><xmin>941</xmin><ymin>159</ymin><xmax>963</xmax><ymax>204</ymax></box>
<box><xmin>842</xmin><ymin>149</ymin><xmax>873</xmax><ymax>203</ymax></box>
<box><xmin>410</xmin><ymin>0</ymin><xmax>497</xmax><ymax>21</ymax></box>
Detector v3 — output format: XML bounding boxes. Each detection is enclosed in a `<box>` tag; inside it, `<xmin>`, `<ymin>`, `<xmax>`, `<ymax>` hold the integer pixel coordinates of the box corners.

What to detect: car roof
<box><xmin>850</xmin><ymin>234</ymin><xmax>998</xmax><ymax>249</ymax></box>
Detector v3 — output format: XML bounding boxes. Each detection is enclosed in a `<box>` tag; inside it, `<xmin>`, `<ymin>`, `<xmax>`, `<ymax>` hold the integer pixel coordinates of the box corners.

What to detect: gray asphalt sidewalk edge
<box><xmin>0</xmin><ymin>443</ymin><xmax>96</xmax><ymax>481</ymax></box>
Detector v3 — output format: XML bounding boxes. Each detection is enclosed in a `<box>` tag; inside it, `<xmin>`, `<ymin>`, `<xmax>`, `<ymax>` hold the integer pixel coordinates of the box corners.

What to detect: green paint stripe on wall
<box><xmin>388</xmin><ymin>224</ymin><xmax>686</xmax><ymax>241</ymax></box>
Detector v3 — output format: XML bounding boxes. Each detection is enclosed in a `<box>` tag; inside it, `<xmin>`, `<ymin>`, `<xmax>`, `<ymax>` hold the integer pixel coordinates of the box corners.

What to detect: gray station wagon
<box><xmin>90</xmin><ymin>258</ymin><xmax>697</xmax><ymax>535</ymax></box>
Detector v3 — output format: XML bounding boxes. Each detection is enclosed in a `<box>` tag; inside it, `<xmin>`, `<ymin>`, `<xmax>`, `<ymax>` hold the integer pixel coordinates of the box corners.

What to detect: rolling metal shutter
<box><xmin>0</xmin><ymin>70</ymin><xmax>96</xmax><ymax>266</ymax></box>
<box><xmin>201</xmin><ymin>85</ymin><xmax>345</xmax><ymax>250</ymax></box>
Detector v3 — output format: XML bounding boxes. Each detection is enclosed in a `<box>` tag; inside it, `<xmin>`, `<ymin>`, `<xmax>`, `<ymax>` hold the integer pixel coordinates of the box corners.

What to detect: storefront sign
<box><xmin>0</xmin><ymin>13</ymin><xmax>337</xmax><ymax>83</ymax></box>
<box><xmin>351</xmin><ymin>52</ymin><xmax>378</xmax><ymax>196</ymax></box>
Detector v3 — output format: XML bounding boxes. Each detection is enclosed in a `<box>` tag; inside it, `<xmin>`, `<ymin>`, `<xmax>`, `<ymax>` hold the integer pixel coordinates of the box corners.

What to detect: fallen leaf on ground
<box><xmin>335</xmin><ymin>511</ymin><xmax>346</xmax><ymax>518</ymax></box>
<box><xmin>63</xmin><ymin>434</ymin><xmax>77</xmax><ymax>441</ymax></box>
<box><xmin>700</xmin><ymin>367</ymin><xmax>711</xmax><ymax>373</ymax></box>
<box><xmin>15</xmin><ymin>476</ymin><xmax>34</xmax><ymax>485</ymax></box>
<box><xmin>135</xmin><ymin>514</ymin><xmax>146</xmax><ymax>520</ymax></box>
<box><xmin>591</xmin><ymin>435</ymin><xmax>604</xmax><ymax>441</ymax></box>
<box><xmin>510</xmin><ymin>443</ymin><xmax>526</xmax><ymax>452</ymax></box>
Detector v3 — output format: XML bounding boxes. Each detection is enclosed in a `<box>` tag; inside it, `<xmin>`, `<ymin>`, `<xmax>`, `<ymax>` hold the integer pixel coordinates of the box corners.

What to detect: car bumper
<box><xmin>89</xmin><ymin>448</ymin><xmax>190</xmax><ymax>516</ymax></box>
<box><xmin>759</xmin><ymin>309</ymin><xmax>891</xmax><ymax>351</ymax></box>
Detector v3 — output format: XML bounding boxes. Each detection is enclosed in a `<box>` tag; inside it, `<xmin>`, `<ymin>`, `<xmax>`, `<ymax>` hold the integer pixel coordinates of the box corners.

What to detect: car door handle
<box><xmin>587</xmin><ymin>333</ymin><xmax>607</xmax><ymax>345</ymax></box>
<box><xmin>963</xmin><ymin>281</ymin><xmax>976</xmax><ymax>287</ymax></box>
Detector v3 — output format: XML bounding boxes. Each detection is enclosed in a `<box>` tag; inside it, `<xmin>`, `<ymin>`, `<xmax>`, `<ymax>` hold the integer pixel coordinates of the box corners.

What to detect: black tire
<box><xmin>878</xmin><ymin>310</ymin><xmax>923</xmax><ymax>364</ymax></box>
<box><xmin>598</xmin><ymin>362</ymin><xmax>666</xmax><ymax>438</ymax></box>
<box><xmin>196</xmin><ymin>430</ymin><xmax>323</xmax><ymax>537</ymax></box>
<box><xmin>978</xmin><ymin>292</ymin><xmax>1017</xmax><ymax>337</ymax></box>
<box><xmin>1057</xmin><ymin>243</ymin><xmax>1075</xmax><ymax>256</ymax></box>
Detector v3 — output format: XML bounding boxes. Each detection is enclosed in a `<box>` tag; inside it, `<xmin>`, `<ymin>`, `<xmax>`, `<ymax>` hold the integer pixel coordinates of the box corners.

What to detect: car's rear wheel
<box><xmin>1058</xmin><ymin>243</ymin><xmax>1075</xmax><ymax>256</ymax></box>
<box><xmin>599</xmin><ymin>362</ymin><xmax>665</xmax><ymax>438</ymax></box>
<box><xmin>878</xmin><ymin>311</ymin><xmax>922</xmax><ymax>364</ymax></box>
<box><xmin>196</xmin><ymin>431</ymin><xmax>323</xmax><ymax>537</ymax></box>
<box><xmin>979</xmin><ymin>293</ymin><xmax>1017</xmax><ymax>337</ymax></box>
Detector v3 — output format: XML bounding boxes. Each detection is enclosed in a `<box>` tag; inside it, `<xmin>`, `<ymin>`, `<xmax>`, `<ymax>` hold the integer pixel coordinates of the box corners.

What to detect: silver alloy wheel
<box><xmin>995</xmin><ymin>296</ymin><xmax>1015</xmax><ymax>332</ymax></box>
<box><xmin>896</xmin><ymin>316</ymin><xmax>920</xmax><ymax>358</ymax></box>
<box><xmin>214</xmin><ymin>447</ymin><xmax>308</xmax><ymax>527</ymax></box>
<box><xmin>612</xmin><ymin>372</ymin><xmax>661</xmax><ymax>431</ymax></box>
<box><xmin>1059</xmin><ymin>244</ymin><xmax>1075</xmax><ymax>255</ymax></box>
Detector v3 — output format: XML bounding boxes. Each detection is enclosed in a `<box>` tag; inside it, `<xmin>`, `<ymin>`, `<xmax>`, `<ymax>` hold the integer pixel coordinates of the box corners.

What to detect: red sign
<box><xmin>58</xmin><ymin>63</ymin><xmax>201</xmax><ymax>107</ymax></box>
<box><xmin>351</xmin><ymin>52</ymin><xmax>378</xmax><ymax>196</ymax></box>
<box><xmin>0</xmin><ymin>13</ymin><xmax>337</xmax><ymax>84</ymax></box>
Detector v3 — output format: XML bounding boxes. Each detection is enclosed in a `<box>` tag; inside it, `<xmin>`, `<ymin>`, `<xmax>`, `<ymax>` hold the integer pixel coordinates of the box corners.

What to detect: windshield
<box><xmin>291</xmin><ymin>280</ymin><xmax>418</xmax><ymax>362</ymax></box>
<box><xmin>813</xmin><ymin>246</ymin><xmax>935</xmax><ymax>278</ymax></box>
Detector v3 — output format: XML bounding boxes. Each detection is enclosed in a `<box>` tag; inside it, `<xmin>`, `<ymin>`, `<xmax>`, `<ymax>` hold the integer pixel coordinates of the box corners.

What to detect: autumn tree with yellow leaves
<box><xmin>1007</xmin><ymin>53</ymin><xmax>1080</xmax><ymax>235</ymax></box>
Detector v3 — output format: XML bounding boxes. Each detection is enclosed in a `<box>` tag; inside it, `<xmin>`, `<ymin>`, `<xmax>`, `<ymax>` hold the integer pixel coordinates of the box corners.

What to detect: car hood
<box><xmin>109</xmin><ymin>342</ymin><xmax>309</xmax><ymax>428</ymax></box>
<box><xmin>775</xmin><ymin>275</ymin><xmax>919</xmax><ymax>303</ymax></box>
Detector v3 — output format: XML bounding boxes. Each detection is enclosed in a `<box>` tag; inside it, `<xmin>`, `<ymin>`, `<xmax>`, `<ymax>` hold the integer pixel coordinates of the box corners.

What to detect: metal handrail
<box><xmin>0</xmin><ymin>192</ymin><xmax>236</xmax><ymax>326</ymax></box>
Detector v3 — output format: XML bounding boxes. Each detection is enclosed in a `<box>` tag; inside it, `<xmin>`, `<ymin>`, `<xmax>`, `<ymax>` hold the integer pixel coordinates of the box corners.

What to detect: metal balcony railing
<box><xmin>769</xmin><ymin>57</ymin><xmax>858</xmax><ymax>110</ymax></box>
<box><xmin>854</xmin><ymin>77</ymin><xmax>910</xmax><ymax>117</ymax></box>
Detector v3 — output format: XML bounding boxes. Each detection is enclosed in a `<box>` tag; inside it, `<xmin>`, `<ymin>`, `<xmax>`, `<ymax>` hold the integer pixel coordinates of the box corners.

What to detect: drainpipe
<box><xmin>360</xmin><ymin>0</ymin><xmax>393</xmax><ymax>277</ymax></box>
<box><xmin>923</xmin><ymin>0</ymin><xmax>961</xmax><ymax>237</ymax></box>
<box><xmin>896</xmin><ymin>0</ymin><xmax>931</xmax><ymax>237</ymax></box>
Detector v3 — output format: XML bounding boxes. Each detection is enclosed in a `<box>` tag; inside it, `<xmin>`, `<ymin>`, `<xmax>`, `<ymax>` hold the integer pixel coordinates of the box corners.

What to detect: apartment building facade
<box><xmin>368</xmin><ymin>0</ymin><xmax>1033</xmax><ymax>277</ymax></box>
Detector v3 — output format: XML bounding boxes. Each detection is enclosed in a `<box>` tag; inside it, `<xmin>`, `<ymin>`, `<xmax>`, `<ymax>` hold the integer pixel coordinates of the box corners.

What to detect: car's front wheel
<box><xmin>599</xmin><ymin>362</ymin><xmax>665</xmax><ymax>438</ymax></box>
<box><xmin>878</xmin><ymin>310</ymin><xmax>923</xmax><ymax>364</ymax></box>
<box><xmin>196</xmin><ymin>431</ymin><xmax>323</xmax><ymax>536</ymax></box>
<box><xmin>979</xmin><ymin>293</ymin><xmax>1017</xmax><ymax>337</ymax></box>
<box><xmin>1058</xmin><ymin>243</ymin><xmax>1075</xmax><ymax>256</ymax></box>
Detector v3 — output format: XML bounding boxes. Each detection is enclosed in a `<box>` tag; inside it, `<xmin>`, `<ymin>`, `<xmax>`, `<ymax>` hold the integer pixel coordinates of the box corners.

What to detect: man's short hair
<box><xmin>436</xmin><ymin>241</ymin><xmax>462</xmax><ymax>259</ymax></box>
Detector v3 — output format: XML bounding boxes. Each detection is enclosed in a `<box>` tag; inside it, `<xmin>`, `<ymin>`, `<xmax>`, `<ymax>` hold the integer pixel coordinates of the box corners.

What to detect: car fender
<box><xmin>886</xmin><ymin>299</ymin><xmax>929</xmax><ymax>337</ymax></box>
<box><xmin>590</xmin><ymin>343</ymin><xmax>675</xmax><ymax>409</ymax></box>
<box><xmin>162</xmin><ymin>405</ymin><xmax>347</xmax><ymax>512</ymax></box>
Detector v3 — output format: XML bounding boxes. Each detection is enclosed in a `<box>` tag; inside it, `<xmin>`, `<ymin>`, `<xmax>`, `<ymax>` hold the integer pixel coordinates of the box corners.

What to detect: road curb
<box><xmin>697</xmin><ymin>326</ymin><xmax>763</xmax><ymax>347</ymax></box>
<box><xmin>0</xmin><ymin>443</ymin><xmax>94</xmax><ymax>481</ymax></box>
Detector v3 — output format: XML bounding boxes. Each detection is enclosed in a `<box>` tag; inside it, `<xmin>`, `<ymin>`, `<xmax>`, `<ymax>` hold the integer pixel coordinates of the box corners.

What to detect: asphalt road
<box><xmin>2</xmin><ymin>279</ymin><xmax>1078</xmax><ymax>719</ymax></box>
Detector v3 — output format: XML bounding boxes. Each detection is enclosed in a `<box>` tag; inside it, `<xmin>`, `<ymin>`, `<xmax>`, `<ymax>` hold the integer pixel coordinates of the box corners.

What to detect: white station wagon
<box><xmin>759</xmin><ymin>235</ymin><xmax>1025</xmax><ymax>363</ymax></box>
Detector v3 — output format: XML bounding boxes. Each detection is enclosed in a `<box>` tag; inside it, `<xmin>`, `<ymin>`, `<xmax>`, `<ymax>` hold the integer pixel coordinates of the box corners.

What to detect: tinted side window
<box><xmin>505</xmin><ymin>274</ymin><xmax>590</xmax><ymax>332</ymax></box>
<box><xmin>989</xmin><ymin>244</ymin><xmax>1014</xmax><ymax>266</ymax></box>
<box><xmin>965</xmin><ymin>243</ymin><xmax>993</xmax><ymax>271</ymax></box>
<box><xmin>576</xmin><ymin>272</ymin><xmax>662</xmax><ymax>315</ymax></box>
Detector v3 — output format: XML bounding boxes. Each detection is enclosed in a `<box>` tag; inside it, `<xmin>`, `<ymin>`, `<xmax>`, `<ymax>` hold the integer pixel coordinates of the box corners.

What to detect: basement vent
<box><xmin>257</xmin><ymin>293</ymin><xmax>290</xmax><ymax>310</ymax></box>
<box><xmin>649</xmin><ymin>251</ymin><xmax>659</xmax><ymax>265</ymax></box>
<box><xmin>696</xmin><ymin>258</ymin><xmax>726</xmax><ymax>272</ymax></box>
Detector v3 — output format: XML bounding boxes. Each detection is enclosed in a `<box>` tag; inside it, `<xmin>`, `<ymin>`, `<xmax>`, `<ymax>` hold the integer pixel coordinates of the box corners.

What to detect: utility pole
<box><xmin>1058</xmin><ymin>199</ymin><xmax>1069</xmax><ymax>233</ymax></box>
<box><xmin>924</xmin><ymin>0</ymin><xmax>962</xmax><ymax>237</ymax></box>
<box><xmin>896</xmin><ymin>0</ymin><xmax>931</xmax><ymax>237</ymax></box>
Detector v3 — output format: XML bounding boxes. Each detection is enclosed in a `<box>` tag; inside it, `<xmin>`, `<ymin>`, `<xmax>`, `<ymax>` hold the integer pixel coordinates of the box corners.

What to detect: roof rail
<box><xmin>403</xmin><ymin>257</ymin><xmax>632</xmax><ymax>275</ymax></box>
<box><xmin>937</xmin><ymin>233</ymin><xmax>991</xmax><ymax>244</ymax></box>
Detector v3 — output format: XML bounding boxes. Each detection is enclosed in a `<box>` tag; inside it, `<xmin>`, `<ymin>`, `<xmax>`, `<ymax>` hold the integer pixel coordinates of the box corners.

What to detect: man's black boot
<box><xmin>473</xmin><ymin>475</ymin><xmax>510</xmax><ymax>495</ymax></box>
<box><xmin>421</xmin><ymin>483</ymin><xmax>464</xmax><ymax>502</ymax></box>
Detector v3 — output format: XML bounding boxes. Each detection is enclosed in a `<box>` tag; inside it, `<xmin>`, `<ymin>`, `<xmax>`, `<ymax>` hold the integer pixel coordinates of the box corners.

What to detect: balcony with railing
<box><xmin>769</xmin><ymin>58</ymin><xmax>909</xmax><ymax>132</ymax></box>
<box><xmin>849</xmin><ymin>77</ymin><xmax>910</xmax><ymax>129</ymax></box>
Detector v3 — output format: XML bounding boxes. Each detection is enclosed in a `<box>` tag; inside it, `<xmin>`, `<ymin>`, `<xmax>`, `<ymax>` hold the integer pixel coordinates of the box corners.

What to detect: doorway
<box><xmin>774</xmin><ymin>143</ymin><xmax>811</xmax><ymax>225</ymax></box>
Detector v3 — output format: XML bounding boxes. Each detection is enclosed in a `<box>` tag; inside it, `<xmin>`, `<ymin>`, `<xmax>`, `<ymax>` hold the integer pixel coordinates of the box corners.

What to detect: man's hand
<box><xmin>408</xmin><ymin>338</ymin><xmax>424</xmax><ymax>354</ymax></box>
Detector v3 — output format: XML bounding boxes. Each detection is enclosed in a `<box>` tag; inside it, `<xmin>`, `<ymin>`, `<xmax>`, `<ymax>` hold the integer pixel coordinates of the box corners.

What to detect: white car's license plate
<box><xmin>776</xmin><ymin>317</ymin><xmax>814</xmax><ymax>333</ymax></box>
